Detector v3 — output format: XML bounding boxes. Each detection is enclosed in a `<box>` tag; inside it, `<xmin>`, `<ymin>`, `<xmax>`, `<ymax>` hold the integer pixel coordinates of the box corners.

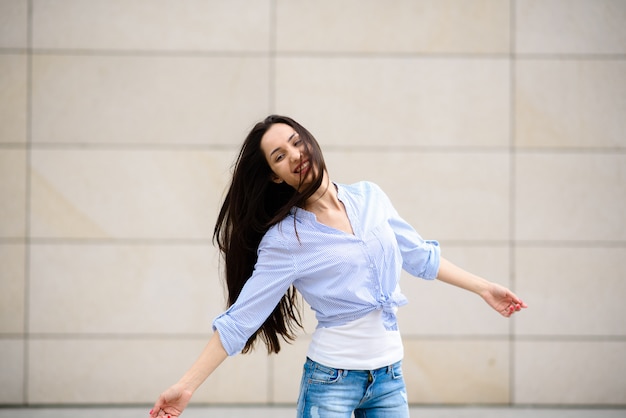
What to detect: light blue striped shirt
<box><xmin>213</xmin><ymin>181</ymin><xmax>440</xmax><ymax>356</ymax></box>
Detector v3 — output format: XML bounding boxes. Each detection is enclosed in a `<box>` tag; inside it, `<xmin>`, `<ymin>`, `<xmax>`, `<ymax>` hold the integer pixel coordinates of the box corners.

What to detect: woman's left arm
<box><xmin>436</xmin><ymin>257</ymin><xmax>527</xmax><ymax>317</ymax></box>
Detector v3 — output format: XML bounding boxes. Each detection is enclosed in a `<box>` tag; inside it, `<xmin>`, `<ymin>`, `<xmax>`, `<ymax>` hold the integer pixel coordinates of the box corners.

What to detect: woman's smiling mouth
<box><xmin>295</xmin><ymin>160</ymin><xmax>310</xmax><ymax>174</ymax></box>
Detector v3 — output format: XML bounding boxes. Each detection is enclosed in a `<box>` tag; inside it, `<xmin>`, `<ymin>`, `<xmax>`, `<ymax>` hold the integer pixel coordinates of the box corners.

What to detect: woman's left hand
<box><xmin>481</xmin><ymin>282</ymin><xmax>528</xmax><ymax>317</ymax></box>
<box><xmin>149</xmin><ymin>383</ymin><xmax>192</xmax><ymax>418</ymax></box>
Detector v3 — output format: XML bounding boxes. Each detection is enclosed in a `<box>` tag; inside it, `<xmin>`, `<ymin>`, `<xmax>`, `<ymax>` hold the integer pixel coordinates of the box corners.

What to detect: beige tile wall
<box><xmin>30</xmin><ymin>55</ymin><xmax>270</xmax><ymax>145</ymax></box>
<box><xmin>0</xmin><ymin>0</ymin><xmax>28</xmax><ymax>49</ymax></box>
<box><xmin>275</xmin><ymin>58</ymin><xmax>511</xmax><ymax>148</ymax></box>
<box><xmin>1</xmin><ymin>0</ymin><xmax>624</xmax><ymax>408</ymax></box>
<box><xmin>0</xmin><ymin>55</ymin><xmax>27</xmax><ymax>144</ymax></box>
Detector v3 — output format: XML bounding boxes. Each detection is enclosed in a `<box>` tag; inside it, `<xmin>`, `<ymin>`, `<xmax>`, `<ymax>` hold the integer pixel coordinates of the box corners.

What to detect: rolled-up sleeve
<box><xmin>379</xmin><ymin>188</ymin><xmax>441</xmax><ymax>280</ymax></box>
<box><xmin>212</xmin><ymin>234</ymin><xmax>297</xmax><ymax>356</ymax></box>
<box><xmin>392</xmin><ymin>219</ymin><xmax>440</xmax><ymax>280</ymax></box>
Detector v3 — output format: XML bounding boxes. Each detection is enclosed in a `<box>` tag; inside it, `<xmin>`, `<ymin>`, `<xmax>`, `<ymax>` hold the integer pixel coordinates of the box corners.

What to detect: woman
<box><xmin>149</xmin><ymin>115</ymin><xmax>526</xmax><ymax>418</ymax></box>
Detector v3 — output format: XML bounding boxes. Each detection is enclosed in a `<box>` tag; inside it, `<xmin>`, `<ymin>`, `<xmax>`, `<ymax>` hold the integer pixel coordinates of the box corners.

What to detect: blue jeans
<box><xmin>296</xmin><ymin>358</ymin><xmax>409</xmax><ymax>418</ymax></box>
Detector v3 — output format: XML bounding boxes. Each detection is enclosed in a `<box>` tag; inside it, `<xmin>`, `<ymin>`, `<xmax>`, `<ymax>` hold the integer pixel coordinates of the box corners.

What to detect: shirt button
<box><xmin>369</xmin><ymin>263</ymin><xmax>374</xmax><ymax>268</ymax></box>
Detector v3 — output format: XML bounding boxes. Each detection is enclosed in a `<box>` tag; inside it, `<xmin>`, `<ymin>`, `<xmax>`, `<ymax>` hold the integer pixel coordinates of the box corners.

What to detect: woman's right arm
<box><xmin>149</xmin><ymin>331</ymin><xmax>228</xmax><ymax>418</ymax></box>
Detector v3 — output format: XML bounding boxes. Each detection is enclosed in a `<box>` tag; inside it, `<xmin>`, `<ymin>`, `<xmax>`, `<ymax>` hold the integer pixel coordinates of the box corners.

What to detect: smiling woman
<box><xmin>263</xmin><ymin>126</ymin><xmax>314</xmax><ymax>188</ymax></box>
<box><xmin>149</xmin><ymin>115</ymin><xmax>527</xmax><ymax>418</ymax></box>
<box><xmin>213</xmin><ymin>115</ymin><xmax>329</xmax><ymax>357</ymax></box>
<box><xmin>264</xmin><ymin>127</ymin><xmax>311</xmax><ymax>184</ymax></box>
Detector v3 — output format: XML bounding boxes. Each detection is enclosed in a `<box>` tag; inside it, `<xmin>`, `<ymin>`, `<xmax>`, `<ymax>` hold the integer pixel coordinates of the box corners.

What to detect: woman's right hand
<box><xmin>149</xmin><ymin>383</ymin><xmax>193</xmax><ymax>418</ymax></box>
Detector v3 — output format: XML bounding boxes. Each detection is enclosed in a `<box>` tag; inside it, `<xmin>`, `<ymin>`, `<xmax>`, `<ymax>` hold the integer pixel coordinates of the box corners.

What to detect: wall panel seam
<box><xmin>23</xmin><ymin>0</ymin><xmax>33</xmax><ymax>406</ymax></box>
<box><xmin>509</xmin><ymin>0</ymin><xmax>518</xmax><ymax>405</ymax></box>
<box><xmin>8</xmin><ymin>48</ymin><xmax>625</xmax><ymax>60</ymax></box>
<box><xmin>400</xmin><ymin>335</ymin><xmax>626</xmax><ymax>342</ymax></box>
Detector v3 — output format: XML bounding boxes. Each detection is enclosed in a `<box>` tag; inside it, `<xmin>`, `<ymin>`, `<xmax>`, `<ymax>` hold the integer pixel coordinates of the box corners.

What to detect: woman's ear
<box><xmin>271</xmin><ymin>174</ymin><xmax>284</xmax><ymax>184</ymax></box>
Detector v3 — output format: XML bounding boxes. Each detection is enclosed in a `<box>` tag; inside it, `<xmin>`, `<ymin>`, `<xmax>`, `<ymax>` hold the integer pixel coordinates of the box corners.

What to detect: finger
<box><xmin>510</xmin><ymin>295</ymin><xmax>528</xmax><ymax>308</ymax></box>
<box><xmin>149</xmin><ymin>406</ymin><xmax>159</xmax><ymax>418</ymax></box>
<box><xmin>504</xmin><ymin>304</ymin><xmax>519</xmax><ymax>317</ymax></box>
<box><xmin>514</xmin><ymin>300</ymin><xmax>528</xmax><ymax>309</ymax></box>
<box><xmin>150</xmin><ymin>398</ymin><xmax>165</xmax><ymax>418</ymax></box>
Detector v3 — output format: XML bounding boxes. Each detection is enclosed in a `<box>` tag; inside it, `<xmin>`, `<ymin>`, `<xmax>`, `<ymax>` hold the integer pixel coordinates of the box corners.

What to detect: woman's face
<box><xmin>260</xmin><ymin>123</ymin><xmax>314</xmax><ymax>190</ymax></box>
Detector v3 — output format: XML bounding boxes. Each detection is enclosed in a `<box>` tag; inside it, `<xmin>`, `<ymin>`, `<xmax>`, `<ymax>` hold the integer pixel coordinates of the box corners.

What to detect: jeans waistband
<box><xmin>305</xmin><ymin>357</ymin><xmax>401</xmax><ymax>374</ymax></box>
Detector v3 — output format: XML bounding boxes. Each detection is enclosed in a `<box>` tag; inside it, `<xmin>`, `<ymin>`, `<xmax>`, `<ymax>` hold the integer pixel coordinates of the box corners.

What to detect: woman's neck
<box><xmin>304</xmin><ymin>172</ymin><xmax>340</xmax><ymax>213</ymax></box>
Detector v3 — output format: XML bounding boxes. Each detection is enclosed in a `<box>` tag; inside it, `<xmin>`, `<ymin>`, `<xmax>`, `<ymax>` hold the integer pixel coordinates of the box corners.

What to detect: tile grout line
<box><xmin>268</xmin><ymin>0</ymin><xmax>277</xmax><ymax>115</ymax></box>
<box><xmin>23</xmin><ymin>0</ymin><xmax>34</xmax><ymax>406</ymax></box>
<box><xmin>1</xmin><ymin>47</ymin><xmax>624</xmax><ymax>60</ymax></box>
<box><xmin>508</xmin><ymin>0</ymin><xmax>517</xmax><ymax>406</ymax></box>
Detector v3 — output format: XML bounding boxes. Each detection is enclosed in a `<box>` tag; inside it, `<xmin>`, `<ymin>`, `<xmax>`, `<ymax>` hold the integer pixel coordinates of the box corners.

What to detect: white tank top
<box><xmin>306</xmin><ymin>309</ymin><xmax>404</xmax><ymax>370</ymax></box>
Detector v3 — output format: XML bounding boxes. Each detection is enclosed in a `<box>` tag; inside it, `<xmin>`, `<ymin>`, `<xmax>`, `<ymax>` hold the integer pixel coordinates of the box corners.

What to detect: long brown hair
<box><xmin>213</xmin><ymin>115</ymin><xmax>327</xmax><ymax>354</ymax></box>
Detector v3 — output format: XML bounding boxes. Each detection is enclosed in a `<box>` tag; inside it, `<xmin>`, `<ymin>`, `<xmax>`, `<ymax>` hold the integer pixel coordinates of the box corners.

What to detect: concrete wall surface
<box><xmin>0</xmin><ymin>0</ymin><xmax>625</xmax><ymax>407</ymax></box>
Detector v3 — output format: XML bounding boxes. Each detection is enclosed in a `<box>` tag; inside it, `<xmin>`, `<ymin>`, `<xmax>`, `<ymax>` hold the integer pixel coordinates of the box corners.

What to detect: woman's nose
<box><xmin>288</xmin><ymin>148</ymin><xmax>301</xmax><ymax>161</ymax></box>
